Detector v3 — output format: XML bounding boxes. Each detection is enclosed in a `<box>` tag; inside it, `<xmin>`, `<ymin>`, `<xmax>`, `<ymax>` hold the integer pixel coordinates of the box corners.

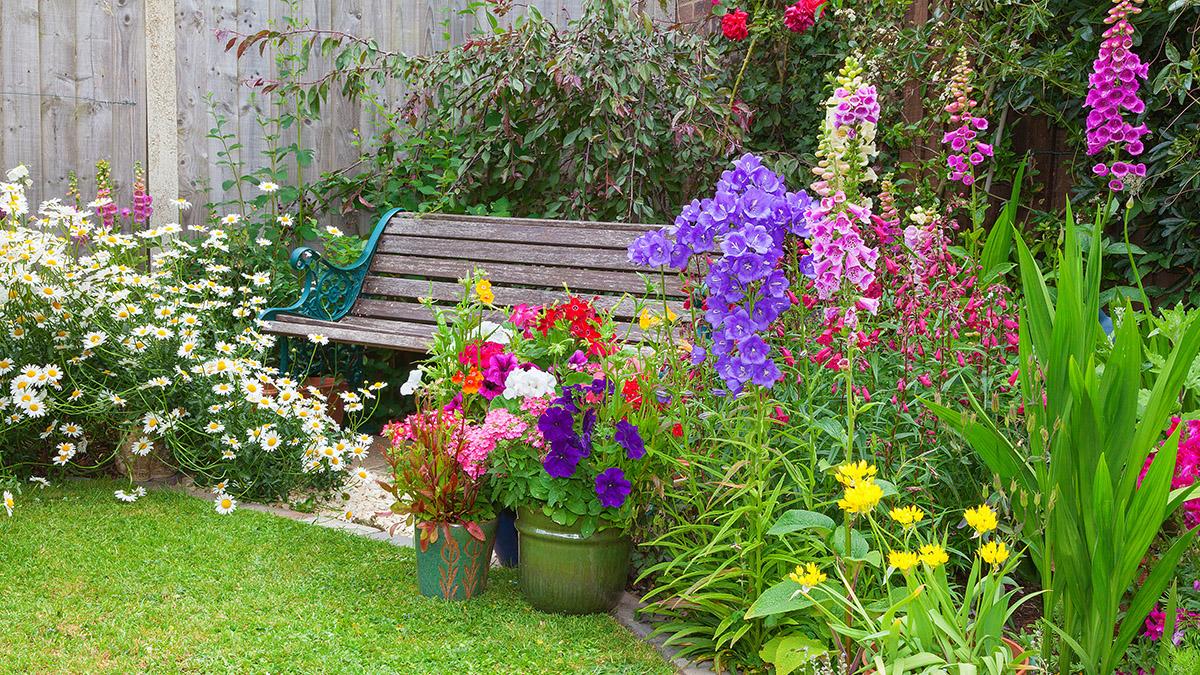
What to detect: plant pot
<box><xmin>414</xmin><ymin>518</ymin><xmax>498</xmax><ymax>601</ymax></box>
<box><xmin>516</xmin><ymin>506</ymin><xmax>630</xmax><ymax>614</ymax></box>
<box><xmin>1003</xmin><ymin>637</ymin><xmax>1034</xmax><ymax>672</ymax></box>
<box><xmin>115</xmin><ymin>436</ymin><xmax>176</xmax><ymax>482</ymax></box>
<box><xmin>494</xmin><ymin>508</ymin><xmax>519</xmax><ymax>568</ymax></box>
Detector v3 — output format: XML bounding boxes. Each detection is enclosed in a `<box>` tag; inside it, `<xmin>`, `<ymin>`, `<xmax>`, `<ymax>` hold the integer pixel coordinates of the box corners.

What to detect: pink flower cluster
<box><xmin>132</xmin><ymin>165</ymin><xmax>153</xmax><ymax>225</ymax></box>
<box><xmin>1084</xmin><ymin>0</ymin><xmax>1150</xmax><ymax>191</ymax></box>
<box><xmin>383</xmin><ymin>408</ymin><xmax>526</xmax><ymax>480</ymax></box>
<box><xmin>460</xmin><ymin>408</ymin><xmax>528</xmax><ymax>479</ymax></box>
<box><xmin>808</xmin><ymin>192</ymin><xmax>879</xmax><ymax>306</ymax></box>
<box><xmin>831</xmin><ymin>85</ymin><xmax>880</xmax><ymax>133</ymax></box>
<box><xmin>885</xmin><ymin>215</ymin><xmax>1017</xmax><ymax>413</ymax></box>
<box><xmin>1139</xmin><ymin>417</ymin><xmax>1200</xmax><ymax>528</ymax></box>
<box><xmin>942</xmin><ymin>54</ymin><xmax>993</xmax><ymax>186</ymax></box>
<box><xmin>1143</xmin><ymin>605</ymin><xmax>1197</xmax><ymax>643</ymax></box>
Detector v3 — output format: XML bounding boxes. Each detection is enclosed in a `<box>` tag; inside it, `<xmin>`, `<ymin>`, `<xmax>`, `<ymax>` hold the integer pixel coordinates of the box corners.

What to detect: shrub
<box><xmin>0</xmin><ymin>166</ymin><xmax>381</xmax><ymax>510</ymax></box>
<box><xmin>229</xmin><ymin>0</ymin><xmax>740</xmax><ymax>223</ymax></box>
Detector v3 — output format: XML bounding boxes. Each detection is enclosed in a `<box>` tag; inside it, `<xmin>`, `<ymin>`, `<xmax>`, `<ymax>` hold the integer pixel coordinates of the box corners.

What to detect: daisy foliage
<box><xmin>0</xmin><ymin>169</ymin><xmax>381</xmax><ymax>511</ymax></box>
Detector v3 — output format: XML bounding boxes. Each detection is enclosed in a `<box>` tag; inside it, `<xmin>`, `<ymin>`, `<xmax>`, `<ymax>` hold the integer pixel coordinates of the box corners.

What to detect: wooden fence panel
<box><xmin>1</xmin><ymin>0</ymin><xmax>692</xmax><ymax>222</ymax></box>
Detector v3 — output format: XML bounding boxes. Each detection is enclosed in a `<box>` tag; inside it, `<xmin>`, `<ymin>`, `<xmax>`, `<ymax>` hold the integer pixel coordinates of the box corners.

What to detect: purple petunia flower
<box><xmin>614</xmin><ymin>419</ymin><xmax>645</xmax><ymax>460</ymax></box>
<box><xmin>538</xmin><ymin>406</ymin><xmax>575</xmax><ymax>443</ymax></box>
<box><xmin>581</xmin><ymin>407</ymin><xmax>597</xmax><ymax>456</ymax></box>
<box><xmin>594</xmin><ymin>467</ymin><xmax>632</xmax><ymax>508</ymax></box>
<box><xmin>544</xmin><ymin>442</ymin><xmax>584</xmax><ymax>478</ymax></box>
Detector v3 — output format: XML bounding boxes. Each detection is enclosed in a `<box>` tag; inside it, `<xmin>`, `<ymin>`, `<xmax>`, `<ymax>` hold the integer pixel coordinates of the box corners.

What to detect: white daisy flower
<box><xmin>3</xmin><ymin>491</ymin><xmax>13</xmax><ymax>516</ymax></box>
<box><xmin>129</xmin><ymin>437</ymin><xmax>154</xmax><ymax>456</ymax></box>
<box><xmin>258</xmin><ymin>181</ymin><xmax>280</xmax><ymax>193</ymax></box>
<box><xmin>214</xmin><ymin>494</ymin><xmax>237</xmax><ymax>515</ymax></box>
<box><xmin>307</xmin><ymin>333</ymin><xmax>329</xmax><ymax>345</ymax></box>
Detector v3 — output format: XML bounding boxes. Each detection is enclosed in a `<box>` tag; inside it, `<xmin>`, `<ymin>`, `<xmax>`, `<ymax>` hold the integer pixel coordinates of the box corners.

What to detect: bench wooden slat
<box><xmin>349</xmin><ymin>298</ymin><xmax>435</xmax><ymax>323</ymax></box>
<box><xmin>360</xmin><ymin>276</ymin><xmax>681</xmax><ymax>321</ymax></box>
<box><xmin>386</xmin><ymin>216</ymin><xmax>647</xmax><ymax>250</ymax></box>
<box><xmin>263</xmin><ymin>318</ymin><xmax>431</xmax><ymax>351</ymax></box>
<box><xmin>377</xmin><ymin>235</ymin><xmax>635</xmax><ymax>271</ymax></box>
<box><xmin>398</xmin><ymin>213</ymin><xmax>660</xmax><ymax>233</ymax></box>
<box><xmin>370</xmin><ymin>254</ymin><xmax>683</xmax><ymax>298</ymax></box>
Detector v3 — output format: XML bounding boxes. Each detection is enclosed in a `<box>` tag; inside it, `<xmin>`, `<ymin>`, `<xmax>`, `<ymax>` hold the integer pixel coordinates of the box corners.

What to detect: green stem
<box><xmin>1121</xmin><ymin>200</ymin><xmax>1150</xmax><ymax>310</ymax></box>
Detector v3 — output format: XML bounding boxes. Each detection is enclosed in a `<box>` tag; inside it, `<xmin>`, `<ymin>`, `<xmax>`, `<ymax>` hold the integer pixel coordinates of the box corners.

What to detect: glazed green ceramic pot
<box><xmin>414</xmin><ymin>518</ymin><xmax>497</xmax><ymax>601</ymax></box>
<box><xmin>516</xmin><ymin>507</ymin><xmax>631</xmax><ymax>614</ymax></box>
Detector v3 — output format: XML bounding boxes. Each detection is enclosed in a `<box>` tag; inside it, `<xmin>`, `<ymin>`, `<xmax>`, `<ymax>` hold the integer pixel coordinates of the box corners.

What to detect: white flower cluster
<box><xmin>502</xmin><ymin>366</ymin><xmax>557</xmax><ymax>399</ymax></box>
<box><xmin>0</xmin><ymin>167</ymin><xmax>385</xmax><ymax>510</ymax></box>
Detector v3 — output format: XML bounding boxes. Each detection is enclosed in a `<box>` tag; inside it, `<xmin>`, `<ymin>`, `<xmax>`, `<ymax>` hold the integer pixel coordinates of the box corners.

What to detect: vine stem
<box><xmin>726</xmin><ymin>34</ymin><xmax>759</xmax><ymax>120</ymax></box>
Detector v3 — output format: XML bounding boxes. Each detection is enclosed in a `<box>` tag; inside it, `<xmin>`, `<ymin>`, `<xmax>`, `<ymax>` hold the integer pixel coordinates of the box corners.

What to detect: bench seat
<box><xmin>259</xmin><ymin>209</ymin><xmax>683</xmax><ymax>365</ymax></box>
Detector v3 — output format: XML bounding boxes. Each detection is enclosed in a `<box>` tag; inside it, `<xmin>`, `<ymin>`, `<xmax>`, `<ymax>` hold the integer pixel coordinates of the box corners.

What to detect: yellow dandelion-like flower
<box><xmin>837</xmin><ymin>480</ymin><xmax>883</xmax><ymax>514</ymax></box>
<box><xmin>788</xmin><ymin>562</ymin><xmax>827</xmax><ymax>589</ymax></box>
<box><xmin>888</xmin><ymin>505</ymin><xmax>924</xmax><ymax>529</ymax></box>
<box><xmin>964</xmin><ymin>504</ymin><xmax>998</xmax><ymax>536</ymax></box>
<box><xmin>888</xmin><ymin>549</ymin><xmax>921</xmax><ymax>573</ymax></box>
<box><xmin>919</xmin><ymin>544</ymin><xmax>949</xmax><ymax>568</ymax></box>
<box><xmin>834</xmin><ymin>460</ymin><xmax>877</xmax><ymax>488</ymax></box>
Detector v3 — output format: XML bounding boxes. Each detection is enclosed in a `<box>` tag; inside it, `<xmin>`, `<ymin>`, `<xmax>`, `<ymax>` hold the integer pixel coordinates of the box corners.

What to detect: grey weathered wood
<box><xmin>385</xmin><ymin>217</ymin><xmax>657</xmax><ymax>248</ymax></box>
<box><xmin>378</xmin><ymin>235</ymin><xmax>637</xmax><ymax>270</ymax></box>
<box><xmin>370</xmin><ymin>254</ymin><xmax>682</xmax><ymax>296</ymax></box>
<box><xmin>3</xmin><ymin>0</ymin><xmax>675</xmax><ymax>221</ymax></box>
<box><xmin>1</xmin><ymin>1</ymin><xmax>43</xmax><ymax>188</ymax></box>
<box><xmin>38</xmin><ymin>0</ymin><xmax>77</xmax><ymax>196</ymax></box>
<box><xmin>264</xmin><ymin>214</ymin><xmax>678</xmax><ymax>352</ymax></box>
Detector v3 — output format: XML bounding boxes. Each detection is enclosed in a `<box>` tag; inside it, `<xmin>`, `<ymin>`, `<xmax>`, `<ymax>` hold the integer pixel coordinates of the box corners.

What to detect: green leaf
<box><xmin>767</xmin><ymin>509</ymin><xmax>835</xmax><ymax>536</ymax></box>
<box><xmin>759</xmin><ymin>635</ymin><xmax>829</xmax><ymax>675</ymax></box>
<box><xmin>830</xmin><ymin>526</ymin><xmax>869</xmax><ymax>560</ymax></box>
<box><xmin>744</xmin><ymin>580</ymin><xmax>815</xmax><ymax>619</ymax></box>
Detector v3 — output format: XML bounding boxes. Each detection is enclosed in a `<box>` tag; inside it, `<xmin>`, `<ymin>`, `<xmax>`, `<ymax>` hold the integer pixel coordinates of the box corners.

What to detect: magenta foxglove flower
<box><xmin>1084</xmin><ymin>0</ymin><xmax>1150</xmax><ymax>191</ymax></box>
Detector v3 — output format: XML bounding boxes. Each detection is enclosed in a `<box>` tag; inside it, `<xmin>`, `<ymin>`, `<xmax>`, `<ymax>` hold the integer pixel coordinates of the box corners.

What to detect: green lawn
<box><xmin>0</xmin><ymin>481</ymin><xmax>672</xmax><ymax>674</ymax></box>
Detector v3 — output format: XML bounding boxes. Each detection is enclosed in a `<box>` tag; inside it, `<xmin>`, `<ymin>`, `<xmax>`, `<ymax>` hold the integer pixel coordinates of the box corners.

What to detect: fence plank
<box><xmin>1</xmin><ymin>1</ymin><xmax>42</xmax><ymax>189</ymax></box>
<box><xmin>38</xmin><ymin>0</ymin><xmax>78</xmax><ymax>197</ymax></box>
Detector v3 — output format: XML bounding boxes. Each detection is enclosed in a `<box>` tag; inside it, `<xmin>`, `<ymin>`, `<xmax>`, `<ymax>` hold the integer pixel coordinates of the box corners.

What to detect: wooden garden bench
<box><xmin>259</xmin><ymin>208</ymin><xmax>684</xmax><ymax>374</ymax></box>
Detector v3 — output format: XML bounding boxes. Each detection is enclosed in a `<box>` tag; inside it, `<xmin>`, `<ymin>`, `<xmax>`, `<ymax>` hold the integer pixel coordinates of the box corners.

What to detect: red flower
<box><xmin>783</xmin><ymin>0</ymin><xmax>825</xmax><ymax>33</ymax></box>
<box><xmin>671</xmin><ymin>423</ymin><xmax>683</xmax><ymax>437</ymax></box>
<box><xmin>721</xmin><ymin>9</ymin><xmax>749</xmax><ymax>41</ymax></box>
<box><xmin>563</xmin><ymin>296</ymin><xmax>593</xmax><ymax>323</ymax></box>
<box><xmin>458</xmin><ymin>341</ymin><xmax>503</xmax><ymax>369</ymax></box>
<box><xmin>622</xmin><ymin>378</ymin><xmax>643</xmax><ymax>410</ymax></box>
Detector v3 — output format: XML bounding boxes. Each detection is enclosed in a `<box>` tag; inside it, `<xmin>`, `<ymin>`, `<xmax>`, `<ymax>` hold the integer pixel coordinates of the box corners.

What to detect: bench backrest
<box><xmin>349</xmin><ymin>212</ymin><xmax>685</xmax><ymax>340</ymax></box>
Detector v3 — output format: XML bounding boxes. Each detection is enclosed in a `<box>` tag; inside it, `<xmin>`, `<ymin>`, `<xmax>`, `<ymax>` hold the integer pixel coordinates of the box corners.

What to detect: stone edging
<box><xmin>149</xmin><ymin>482</ymin><xmax>715</xmax><ymax>675</ymax></box>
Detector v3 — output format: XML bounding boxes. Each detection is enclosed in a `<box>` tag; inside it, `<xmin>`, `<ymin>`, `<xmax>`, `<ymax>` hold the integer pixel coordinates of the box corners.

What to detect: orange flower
<box><xmin>453</xmin><ymin>368</ymin><xmax>484</xmax><ymax>395</ymax></box>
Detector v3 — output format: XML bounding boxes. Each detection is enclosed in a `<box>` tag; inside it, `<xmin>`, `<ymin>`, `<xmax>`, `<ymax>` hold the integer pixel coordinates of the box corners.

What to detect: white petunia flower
<box><xmin>400</xmin><ymin>369</ymin><xmax>423</xmax><ymax>396</ymax></box>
